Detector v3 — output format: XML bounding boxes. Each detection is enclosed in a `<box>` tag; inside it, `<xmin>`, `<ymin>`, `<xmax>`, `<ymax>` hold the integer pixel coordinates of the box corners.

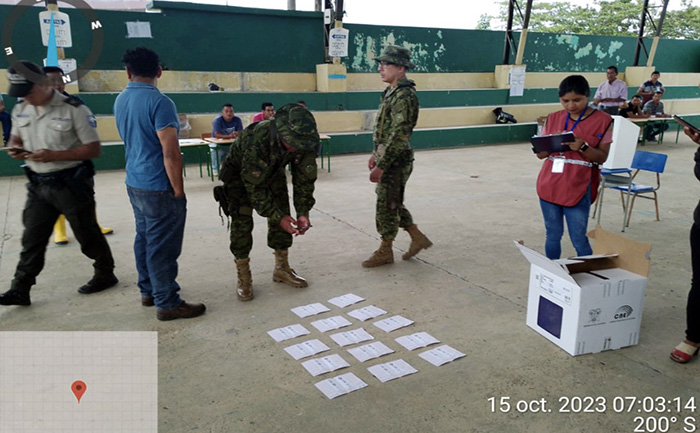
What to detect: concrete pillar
<box><xmin>494</xmin><ymin>64</ymin><xmax>527</xmax><ymax>89</ymax></box>
<box><xmin>625</xmin><ymin>66</ymin><xmax>656</xmax><ymax>88</ymax></box>
<box><xmin>316</xmin><ymin>63</ymin><xmax>347</xmax><ymax>92</ymax></box>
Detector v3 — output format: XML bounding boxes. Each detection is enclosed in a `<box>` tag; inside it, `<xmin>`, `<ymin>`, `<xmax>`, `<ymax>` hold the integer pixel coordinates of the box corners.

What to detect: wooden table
<box><xmin>203</xmin><ymin>137</ymin><xmax>235</xmax><ymax>181</ymax></box>
<box><xmin>319</xmin><ymin>134</ymin><xmax>331</xmax><ymax>173</ymax></box>
<box><xmin>629</xmin><ymin>116</ymin><xmax>676</xmax><ymax>146</ymax></box>
<box><xmin>178</xmin><ymin>138</ymin><xmax>208</xmax><ymax>177</ymax></box>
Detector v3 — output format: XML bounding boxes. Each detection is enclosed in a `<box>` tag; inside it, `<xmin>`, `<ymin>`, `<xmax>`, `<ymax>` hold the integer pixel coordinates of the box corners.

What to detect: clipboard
<box><xmin>530</xmin><ymin>132</ymin><xmax>575</xmax><ymax>154</ymax></box>
<box><xmin>673</xmin><ymin>115</ymin><xmax>700</xmax><ymax>135</ymax></box>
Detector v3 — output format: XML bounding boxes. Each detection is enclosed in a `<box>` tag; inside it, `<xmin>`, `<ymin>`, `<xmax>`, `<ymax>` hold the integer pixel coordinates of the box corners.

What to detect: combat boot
<box><xmin>0</xmin><ymin>281</ymin><xmax>31</xmax><ymax>306</ymax></box>
<box><xmin>362</xmin><ymin>239</ymin><xmax>394</xmax><ymax>268</ymax></box>
<box><xmin>236</xmin><ymin>258</ymin><xmax>254</xmax><ymax>301</ymax></box>
<box><xmin>273</xmin><ymin>250</ymin><xmax>308</xmax><ymax>288</ymax></box>
<box><xmin>402</xmin><ymin>224</ymin><xmax>433</xmax><ymax>260</ymax></box>
<box><xmin>54</xmin><ymin>214</ymin><xmax>68</xmax><ymax>245</ymax></box>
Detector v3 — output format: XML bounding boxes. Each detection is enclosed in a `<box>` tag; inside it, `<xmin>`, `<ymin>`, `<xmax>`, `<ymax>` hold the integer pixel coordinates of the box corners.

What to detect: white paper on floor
<box><xmin>310</xmin><ymin>315</ymin><xmax>353</xmax><ymax>333</ymax></box>
<box><xmin>418</xmin><ymin>345</ymin><xmax>466</xmax><ymax>366</ymax></box>
<box><xmin>395</xmin><ymin>332</ymin><xmax>440</xmax><ymax>351</ymax></box>
<box><xmin>329</xmin><ymin>328</ymin><xmax>374</xmax><ymax>347</ymax></box>
<box><xmin>302</xmin><ymin>354</ymin><xmax>351</xmax><ymax>377</ymax></box>
<box><xmin>367</xmin><ymin>359</ymin><xmax>418</xmax><ymax>383</ymax></box>
<box><xmin>347</xmin><ymin>341</ymin><xmax>395</xmax><ymax>362</ymax></box>
<box><xmin>347</xmin><ymin>305</ymin><xmax>387</xmax><ymax>321</ymax></box>
<box><xmin>373</xmin><ymin>315</ymin><xmax>414</xmax><ymax>333</ymax></box>
<box><xmin>291</xmin><ymin>302</ymin><xmax>331</xmax><ymax>318</ymax></box>
<box><xmin>267</xmin><ymin>324</ymin><xmax>311</xmax><ymax>342</ymax></box>
<box><xmin>284</xmin><ymin>339</ymin><xmax>331</xmax><ymax>360</ymax></box>
<box><xmin>314</xmin><ymin>372</ymin><xmax>368</xmax><ymax>399</ymax></box>
<box><xmin>328</xmin><ymin>293</ymin><xmax>365</xmax><ymax>308</ymax></box>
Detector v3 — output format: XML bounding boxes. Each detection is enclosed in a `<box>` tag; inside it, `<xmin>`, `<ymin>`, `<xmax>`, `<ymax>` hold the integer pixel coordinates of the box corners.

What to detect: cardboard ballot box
<box><xmin>515</xmin><ymin>227</ymin><xmax>651</xmax><ymax>356</ymax></box>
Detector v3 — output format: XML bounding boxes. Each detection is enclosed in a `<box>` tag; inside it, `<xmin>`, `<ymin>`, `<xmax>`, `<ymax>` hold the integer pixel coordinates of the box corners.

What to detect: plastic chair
<box><xmin>610</xmin><ymin>150</ymin><xmax>668</xmax><ymax>227</ymax></box>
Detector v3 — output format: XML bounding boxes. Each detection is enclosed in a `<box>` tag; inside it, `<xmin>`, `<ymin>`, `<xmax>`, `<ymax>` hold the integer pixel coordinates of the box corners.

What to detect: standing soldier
<box><xmin>363</xmin><ymin>45</ymin><xmax>433</xmax><ymax>268</ymax></box>
<box><xmin>0</xmin><ymin>61</ymin><xmax>118</xmax><ymax>306</ymax></box>
<box><xmin>217</xmin><ymin>103</ymin><xmax>319</xmax><ymax>301</ymax></box>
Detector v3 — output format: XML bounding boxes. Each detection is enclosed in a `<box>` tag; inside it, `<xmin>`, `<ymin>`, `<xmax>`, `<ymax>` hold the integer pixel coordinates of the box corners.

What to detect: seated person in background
<box><xmin>638</xmin><ymin>70</ymin><xmax>664</xmax><ymax>105</ymax></box>
<box><xmin>0</xmin><ymin>93</ymin><xmax>10</xmax><ymax>144</ymax></box>
<box><xmin>43</xmin><ymin>66</ymin><xmax>84</xmax><ymax>105</ymax></box>
<box><xmin>593</xmin><ymin>65</ymin><xmax>627</xmax><ymax>115</ymax></box>
<box><xmin>619</xmin><ymin>94</ymin><xmax>649</xmax><ymax>119</ymax></box>
<box><xmin>642</xmin><ymin>91</ymin><xmax>670</xmax><ymax>142</ymax></box>
<box><xmin>210</xmin><ymin>103</ymin><xmax>243</xmax><ymax>172</ymax></box>
<box><xmin>251</xmin><ymin>102</ymin><xmax>275</xmax><ymax>123</ymax></box>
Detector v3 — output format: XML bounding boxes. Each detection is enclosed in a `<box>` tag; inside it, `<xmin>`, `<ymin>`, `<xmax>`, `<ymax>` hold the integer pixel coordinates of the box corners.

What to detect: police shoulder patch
<box><xmin>87</xmin><ymin>115</ymin><xmax>97</xmax><ymax>128</ymax></box>
<box><xmin>63</xmin><ymin>98</ymin><xmax>82</xmax><ymax>107</ymax></box>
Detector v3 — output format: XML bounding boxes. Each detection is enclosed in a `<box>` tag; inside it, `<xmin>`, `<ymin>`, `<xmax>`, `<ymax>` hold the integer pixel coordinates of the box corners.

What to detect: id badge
<box><xmin>551</xmin><ymin>158</ymin><xmax>565</xmax><ymax>173</ymax></box>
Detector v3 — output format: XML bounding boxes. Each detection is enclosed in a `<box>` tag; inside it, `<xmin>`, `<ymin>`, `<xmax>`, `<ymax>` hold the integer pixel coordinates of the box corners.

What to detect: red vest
<box><xmin>536</xmin><ymin>109</ymin><xmax>612</xmax><ymax>206</ymax></box>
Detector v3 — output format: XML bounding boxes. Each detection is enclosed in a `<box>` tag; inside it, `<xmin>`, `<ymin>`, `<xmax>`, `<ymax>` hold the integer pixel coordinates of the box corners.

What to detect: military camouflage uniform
<box><xmin>373</xmin><ymin>75</ymin><xmax>419</xmax><ymax>240</ymax></box>
<box><xmin>219</xmin><ymin>119</ymin><xmax>317</xmax><ymax>259</ymax></box>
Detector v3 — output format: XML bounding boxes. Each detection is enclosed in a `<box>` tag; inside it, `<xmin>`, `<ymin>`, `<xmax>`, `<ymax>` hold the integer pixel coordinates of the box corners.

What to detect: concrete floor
<box><xmin>1</xmin><ymin>137</ymin><xmax>699</xmax><ymax>433</ymax></box>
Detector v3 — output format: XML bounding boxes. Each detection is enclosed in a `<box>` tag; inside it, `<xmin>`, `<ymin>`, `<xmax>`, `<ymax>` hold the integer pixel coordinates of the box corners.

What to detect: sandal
<box><xmin>670</xmin><ymin>341</ymin><xmax>700</xmax><ymax>364</ymax></box>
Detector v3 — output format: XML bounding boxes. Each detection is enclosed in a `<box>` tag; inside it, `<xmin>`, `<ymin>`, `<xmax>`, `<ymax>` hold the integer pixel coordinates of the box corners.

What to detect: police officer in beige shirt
<box><xmin>0</xmin><ymin>61</ymin><xmax>117</xmax><ymax>307</ymax></box>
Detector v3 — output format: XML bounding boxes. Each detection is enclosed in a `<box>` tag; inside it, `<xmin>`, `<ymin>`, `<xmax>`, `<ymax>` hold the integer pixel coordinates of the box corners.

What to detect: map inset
<box><xmin>0</xmin><ymin>332</ymin><xmax>157</xmax><ymax>432</ymax></box>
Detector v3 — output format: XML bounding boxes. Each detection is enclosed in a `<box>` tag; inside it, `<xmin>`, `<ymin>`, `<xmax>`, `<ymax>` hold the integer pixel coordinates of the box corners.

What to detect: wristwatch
<box><xmin>579</xmin><ymin>143</ymin><xmax>589</xmax><ymax>152</ymax></box>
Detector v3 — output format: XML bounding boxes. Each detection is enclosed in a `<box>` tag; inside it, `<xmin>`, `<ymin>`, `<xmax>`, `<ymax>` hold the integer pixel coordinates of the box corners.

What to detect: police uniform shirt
<box><xmin>10</xmin><ymin>90</ymin><xmax>100</xmax><ymax>174</ymax></box>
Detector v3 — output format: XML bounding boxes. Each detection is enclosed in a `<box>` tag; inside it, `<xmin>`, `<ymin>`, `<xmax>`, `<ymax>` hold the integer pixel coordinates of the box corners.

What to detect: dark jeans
<box><xmin>127</xmin><ymin>186</ymin><xmax>187</xmax><ymax>310</ymax></box>
<box><xmin>647</xmin><ymin>122</ymin><xmax>670</xmax><ymax>140</ymax></box>
<box><xmin>687</xmin><ymin>218</ymin><xmax>700</xmax><ymax>342</ymax></box>
<box><xmin>0</xmin><ymin>111</ymin><xmax>10</xmax><ymax>144</ymax></box>
<box><xmin>13</xmin><ymin>167</ymin><xmax>114</xmax><ymax>289</ymax></box>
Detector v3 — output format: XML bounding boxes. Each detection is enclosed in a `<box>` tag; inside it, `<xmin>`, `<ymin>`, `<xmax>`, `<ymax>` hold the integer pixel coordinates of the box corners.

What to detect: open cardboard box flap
<box><xmin>515</xmin><ymin>226</ymin><xmax>651</xmax><ymax>280</ymax></box>
<box><xmin>587</xmin><ymin>226</ymin><xmax>651</xmax><ymax>277</ymax></box>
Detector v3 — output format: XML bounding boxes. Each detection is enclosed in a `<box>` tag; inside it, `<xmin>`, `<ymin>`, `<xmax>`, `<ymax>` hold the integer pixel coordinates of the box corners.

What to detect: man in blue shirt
<box><xmin>114</xmin><ymin>47</ymin><xmax>205</xmax><ymax>321</ymax></box>
<box><xmin>210</xmin><ymin>103</ymin><xmax>243</xmax><ymax>172</ymax></box>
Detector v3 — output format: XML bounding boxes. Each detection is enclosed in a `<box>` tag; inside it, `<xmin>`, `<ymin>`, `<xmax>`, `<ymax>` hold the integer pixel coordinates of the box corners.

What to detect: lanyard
<box><xmin>564</xmin><ymin>109</ymin><xmax>585</xmax><ymax>132</ymax></box>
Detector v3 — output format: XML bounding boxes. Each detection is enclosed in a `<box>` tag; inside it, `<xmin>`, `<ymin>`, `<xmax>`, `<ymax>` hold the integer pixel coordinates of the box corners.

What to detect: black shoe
<box><xmin>156</xmin><ymin>301</ymin><xmax>206</xmax><ymax>321</ymax></box>
<box><xmin>0</xmin><ymin>289</ymin><xmax>31</xmax><ymax>306</ymax></box>
<box><xmin>78</xmin><ymin>274</ymin><xmax>119</xmax><ymax>294</ymax></box>
<box><xmin>142</xmin><ymin>296</ymin><xmax>155</xmax><ymax>307</ymax></box>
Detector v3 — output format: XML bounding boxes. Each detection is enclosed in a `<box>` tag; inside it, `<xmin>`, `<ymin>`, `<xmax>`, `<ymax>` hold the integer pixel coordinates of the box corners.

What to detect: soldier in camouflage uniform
<box><xmin>363</xmin><ymin>45</ymin><xmax>433</xmax><ymax>268</ymax></box>
<box><xmin>217</xmin><ymin>103</ymin><xmax>319</xmax><ymax>301</ymax></box>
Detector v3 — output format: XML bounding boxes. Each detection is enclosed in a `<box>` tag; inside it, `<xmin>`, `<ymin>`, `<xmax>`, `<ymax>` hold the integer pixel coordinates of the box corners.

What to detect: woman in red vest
<box><xmin>535</xmin><ymin>75</ymin><xmax>613</xmax><ymax>259</ymax></box>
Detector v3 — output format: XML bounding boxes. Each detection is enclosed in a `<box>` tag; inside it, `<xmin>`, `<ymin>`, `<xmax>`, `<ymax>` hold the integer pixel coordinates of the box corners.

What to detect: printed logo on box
<box><xmin>612</xmin><ymin>305</ymin><xmax>635</xmax><ymax>322</ymax></box>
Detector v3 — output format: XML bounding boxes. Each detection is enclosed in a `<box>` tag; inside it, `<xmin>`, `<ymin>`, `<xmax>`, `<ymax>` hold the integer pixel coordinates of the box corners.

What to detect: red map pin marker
<box><xmin>71</xmin><ymin>380</ymin><xmax>87</xmax><ymax>403</ymax></box>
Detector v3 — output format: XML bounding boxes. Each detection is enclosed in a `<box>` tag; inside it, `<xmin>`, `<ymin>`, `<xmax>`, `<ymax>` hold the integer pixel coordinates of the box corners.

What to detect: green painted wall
<box><xmin>3</xmin><ymin>86</ymin><xmax>695</xmax><ymax>116</ymax></box>
<box><xmin>3</xmin><ymin>2</ymin><xmax>700</xmax><ymax>74</ymax></box>
<box><xmin>0</xmin><ymin>2</ymin><xmax>324</xmax><ymax>72</ymax></box>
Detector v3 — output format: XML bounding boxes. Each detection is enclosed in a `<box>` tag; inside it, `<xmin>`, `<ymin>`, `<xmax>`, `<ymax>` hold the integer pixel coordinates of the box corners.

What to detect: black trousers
<box><xmin>688</xmin><ymin>217</ymin><xmax>700</xmax><ymax>343</ymax></box>
<box><xmin>12</xmin><ymin>168</ymin><xmax>114</xmax><ymax>289</ymax></box>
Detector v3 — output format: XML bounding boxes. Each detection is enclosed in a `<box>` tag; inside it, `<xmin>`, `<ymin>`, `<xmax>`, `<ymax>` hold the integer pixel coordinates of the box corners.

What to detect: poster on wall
<box><xmin>509</xmin><ymin>65</ymin><xmax>526</xmax><ymax>97</ymax></box>
<box><xmin>329</xmin><ymin>27</ymin><xmax>349</xmax><ymax>58</ymax></box>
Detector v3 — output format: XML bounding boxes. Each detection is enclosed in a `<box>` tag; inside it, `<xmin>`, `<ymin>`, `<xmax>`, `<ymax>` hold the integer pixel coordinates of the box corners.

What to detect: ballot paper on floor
<box><xmin>291</xmin><ymin>303</ymin><xmax>331</xmax><ymax>318</ymax></box>
<box><xmin>302</xmin><ymin>354</ymin><xmax>351</xmax><ymax>377</ymax></box>
<box><xmin>329</xmin><ymin>328</ymin><xmax>374</xmax><ymax>347</ymax></box>
<box><xmin>284</xmin><ymin>339</ymin><xmax>331</xmax><ymax>360</ymax></box>
<box><xmin>373</xmin><ymin>315</ymin><xmax>414</xmax><ymax>333</ymax></box>
<box><xmin>347</xmin><ymin>341</ymin><xmax>395</xmax><ymax>362</ymax></box>
<box><xmin>310</xmin><ymin>315</ymin><xmax>353</xmax><ymax>333</ymax></box>
<box><xmin>328</xmin><ymin>293</ymin><xmax>365</xmax><ymax>308</ymax></box>
<box><xmin>347</xmin><ymin>305</ymin><xmax>387</xmax><ymax>321</ymax></box>
<box><xmin>314</xmin><ymin>373</ymin><xmax>368</xmax><ymax>399</ymax></box>
<box><xmin>367</xmin><ymin>359</ymin><xmax>418</xmax><ymax>383</ymax></box>
<box><xmin>395</xmin><ymin>332</ymin><xmax>440</xmax><ymax>351</ymax></box>
<box><xmin>418</xmin><ymin>345</ymin><xmax>466</xmax><ymax>366</ymax></box>
<box><xmin>267</xmin><ymin>324</ymin><xmax>310</xmax><ymax>342</ymax></box>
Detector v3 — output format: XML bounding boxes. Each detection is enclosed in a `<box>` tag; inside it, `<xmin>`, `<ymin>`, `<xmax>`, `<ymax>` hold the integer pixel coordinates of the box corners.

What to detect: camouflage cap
<box><xmin>275</xmin><ymin>103</ymin><xmax>320</xmax><ymax>151</ymax></box>
<box><xmin>374</xmin><ymin>45</ymin><xmax>416</xmax><ymax>70</ymax></box>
